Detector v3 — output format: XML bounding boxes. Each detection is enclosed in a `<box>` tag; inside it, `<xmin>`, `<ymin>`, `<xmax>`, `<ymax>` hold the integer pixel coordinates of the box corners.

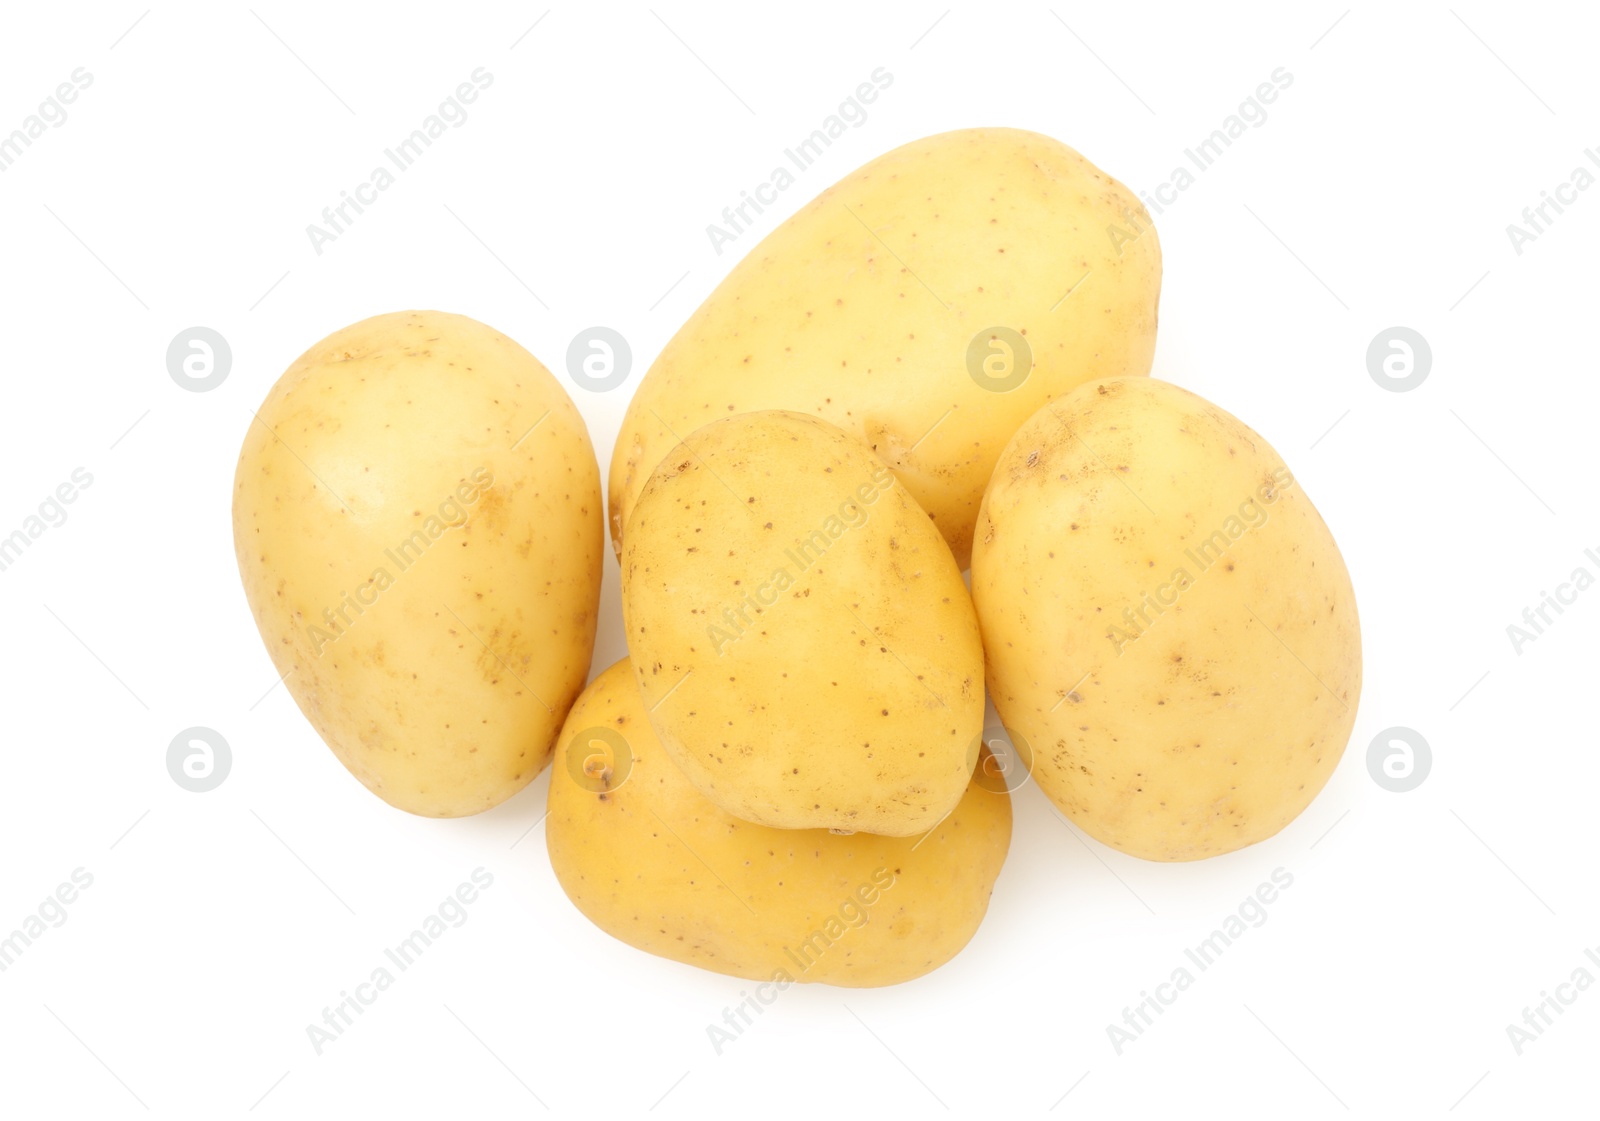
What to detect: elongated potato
<box><xmin>548</xmin><ymin>660</ymin><xmax>1012</xmax><ymax>987</ymax></box>
<box><xmin>610</xmin><ymin>127</ymin><xmax>1162</xmax><ymax>568</ymax></box>
<box><xmin>972</xmin><ymin>379</ymin><xmax>1361</xmax><ymax>860</ymax></box>
<box><xmin>233</xmin><ymin>311</ymin><xmax>602</xmax><ymax>816</ymax></box>
<box><xmin>621</xmin><ymin>410</ymin><xmax>983</xmax><ymax>836</ymax></box>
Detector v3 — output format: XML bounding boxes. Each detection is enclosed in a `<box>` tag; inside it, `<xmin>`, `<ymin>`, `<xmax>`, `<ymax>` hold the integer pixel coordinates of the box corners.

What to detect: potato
<box><xmin>620</xmin><ymin>410</ymin><xmax>983</xmax><ymax>836</ymax></box>
<box><xmin>609</xmin><ymin>127</ymin><xmax>1161</xmax><ymax>569</ymax></box>
<box><xmin>972</xmin><ymin>378</ymin><xmax>1361</xmax><ymax>861</ymax></box>
<box><xmin>232</xmin><ymin>310</ymin><xmax>603</xmax><ymax>816</ymax></box>
<box><xmin>547</xmin><ymin>659</ymin><xmax>1011</xmax><ymax>987</ymax></box>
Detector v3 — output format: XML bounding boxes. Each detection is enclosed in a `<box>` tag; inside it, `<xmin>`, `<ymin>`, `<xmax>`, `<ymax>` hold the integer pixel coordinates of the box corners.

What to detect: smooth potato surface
<box><xmin>610</xmin><ymin>127</ymin><xmax>1162</xmax><ymax>568</ymax></box>
<box><xmin>233</xmin><ymin>310</ymin><xmax>602</xmax><ymax>816</ymax></box>
<box><xmin>972</xmin><ymin>378</ymin><xmax>1360</xmax><ymax>860</ymax></box>
<box><xmin>547</xmin><ymin>660</ymin><xmax>1012</xmax><ymax>986</ymax></box>
<box><xmin>621</xmin><ymin>411</ymin><xmax>983</xmax><ymax>836</ymax></box>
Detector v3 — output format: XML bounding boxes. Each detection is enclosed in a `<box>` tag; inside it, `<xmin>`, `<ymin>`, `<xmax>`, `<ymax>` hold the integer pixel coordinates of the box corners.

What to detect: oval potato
<box><xmin>972</xmin><ymin>378</ymin><xmax>1361</xmax><ymax>860</ymax></box>
<box><xmin>547</xmin><ymin>659</ymin><xmax>1012</xmax><ymax>987</ymax></box>
<box><xmin>621</xmin><ymin>410</ymin><xmax>983</xmax><ymax>836</ymax></box>
<box><xmin>233</xmin><ymin>310</ymin><xmax>603</xmax><ymax>816</ymax></box>
<box><xmin>610</xmin><ymin>127</ymin><xmax>1162</xmax><ymax>568</ymax></box>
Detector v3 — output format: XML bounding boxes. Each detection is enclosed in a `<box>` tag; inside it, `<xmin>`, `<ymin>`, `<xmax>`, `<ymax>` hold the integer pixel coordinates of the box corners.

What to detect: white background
<box><xmin>0</xmin><ymin>2</ymin><xmax>1594</xmax><ymax>1117</ymax></box>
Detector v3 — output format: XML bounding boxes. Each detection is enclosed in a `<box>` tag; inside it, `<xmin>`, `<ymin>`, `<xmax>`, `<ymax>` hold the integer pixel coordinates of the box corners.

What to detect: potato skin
<box><xmin>547</xmin><ymin>660</ymin><xmax>1011</xmax><ymax>987</ymax></box>
<box><xmin>972</xmin><ymin>379</ymin><xmax>1361</xmax><ymax>861</ymax></box>
<box><xmin>610</xmin><ymin>127</ymin><xmax>1161</xmax><ymax>569</ymax></box>
<box><xmin>232</xmin><ymin>311</ymin><xmax>602</xmax><ymax>817</ymax></box>
<box><xmin>620</xmin><ymin>411</ymin><xmax>983</xmax><ymax>836</ymax></box>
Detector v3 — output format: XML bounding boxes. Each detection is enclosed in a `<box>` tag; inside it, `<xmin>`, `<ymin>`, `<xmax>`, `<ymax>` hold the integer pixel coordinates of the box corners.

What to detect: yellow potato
<box><xmin>232</xmin><ymin>310</ymin><xmax>602</xmax><ymax>816</ymax></box>
<box><xmin>610</xmin><ymin>126</ymin><xmax>1162</xmax><ymax>568</ymax></box>
<box><xmin>547</xmin><ymin>659</ymin><xmax>1012</xmax><ymax>987</ymax></box>
<box><xmin>621</xmin><ymin>410</ymin><xmax>983</xmax><ymax>836</ymax></box>
<box><xmin>972</xmin><ymin>378</ymin><xmax>1361</xmax><ymax>860</ymax></box>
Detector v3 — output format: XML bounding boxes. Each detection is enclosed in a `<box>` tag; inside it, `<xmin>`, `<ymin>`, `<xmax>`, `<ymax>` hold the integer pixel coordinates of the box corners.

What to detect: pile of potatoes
<box><xmin>234</xmin><ymin>128</ymin><xmax>1360</xmax><ymax>988</ymax></box>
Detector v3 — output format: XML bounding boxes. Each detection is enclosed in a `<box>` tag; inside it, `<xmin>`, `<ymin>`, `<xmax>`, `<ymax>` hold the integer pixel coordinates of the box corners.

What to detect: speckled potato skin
<box><xmin>232</xmin><ymin>311</ymin><xmax>603</xmax><ymax>817</ymax></box>
<box><xmin>548</xmin><ymin>660</ymin><xmax>1011</xmax><ymax>986</ymax></box>
<box><xmin>620</xmin><ymin>411</ymin><xmax>983</xmax><ymax>836</ymax></box>
<box><xmin>609</xmin><ymin>127</ymin><xmax>1162</xmax><ymax>569</ymax></box>
<box><xmin>972</xmin><ymin>378</ymin><xmax>1361</xmax><ymax>861</ymax></box>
